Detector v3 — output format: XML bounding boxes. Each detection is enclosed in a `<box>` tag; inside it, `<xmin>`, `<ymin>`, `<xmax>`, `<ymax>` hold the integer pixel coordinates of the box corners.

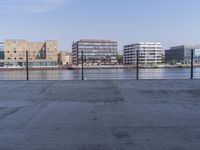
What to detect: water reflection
<box><xmin>0</xmin><ymin>68</ymin><xmax>199</xmax><ymax>80</ymax></box>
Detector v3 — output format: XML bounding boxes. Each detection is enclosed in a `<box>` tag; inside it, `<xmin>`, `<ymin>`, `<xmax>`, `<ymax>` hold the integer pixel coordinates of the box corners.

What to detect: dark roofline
<box><xmin>170</xmin><ymin>45</ymin><xmax>200</xmax><ymax>49</ymax></box>
<box><xmin>79</xmin><ymin>39</ymin><xmax>117</xmax><ymax>43</ymax></box>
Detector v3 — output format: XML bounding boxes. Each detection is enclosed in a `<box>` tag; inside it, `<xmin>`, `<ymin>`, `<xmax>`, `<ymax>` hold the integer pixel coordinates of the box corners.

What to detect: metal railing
<box><xmin>80</xmin><ymin>49</ymin><xmax>200</xmax><ymax>80</ymax></box>
<box><xmin>0</xmin><ymin>50</ymin><xmax>199</xmax><ymax>80</ymax></box>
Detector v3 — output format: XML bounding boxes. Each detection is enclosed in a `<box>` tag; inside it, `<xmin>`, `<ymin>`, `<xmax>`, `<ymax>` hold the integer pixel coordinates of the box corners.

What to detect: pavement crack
<box><xmin>39</xmin><ymin>82</ymin><xmax>54</xmax><ymax>94</ymax></box>
<box><xmin>0</xmin><ymin>107</ymin><xmax>23</xmax><ymax>122</ymax></box>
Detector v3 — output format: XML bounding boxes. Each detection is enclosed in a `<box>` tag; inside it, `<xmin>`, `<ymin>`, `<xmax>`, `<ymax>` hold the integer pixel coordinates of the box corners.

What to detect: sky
<box><xmin>0</xmin><ymin>0</ymin><xmax>200</xmax><ymax>52</ymax></box>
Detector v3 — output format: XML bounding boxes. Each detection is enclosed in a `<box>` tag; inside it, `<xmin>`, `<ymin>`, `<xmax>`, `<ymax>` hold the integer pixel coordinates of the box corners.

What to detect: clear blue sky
<box><xmin>0</xmin><ymin>0</ymin><xmax>200</xmax><ymax>52</ymax></box>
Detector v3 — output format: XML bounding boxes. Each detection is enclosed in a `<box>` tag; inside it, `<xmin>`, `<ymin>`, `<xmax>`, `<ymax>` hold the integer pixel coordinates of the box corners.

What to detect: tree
<box><xmin>117</xmin><ymin>54</ymin><xmax>123</xmax><ymax>65</ymax></box>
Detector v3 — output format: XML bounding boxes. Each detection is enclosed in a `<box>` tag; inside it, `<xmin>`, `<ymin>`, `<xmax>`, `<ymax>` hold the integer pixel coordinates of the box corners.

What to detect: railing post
<box><xmin>191</xmin><ymin>49</ymin><xmax>194</xmax><ymax>79</ymax></box>
<box><xmin>26</xmin><ymin>51</ymin><xmax>29</xmax><ymax>81</ymax></box>
<box><xmin>81</xmin><ymin>50</ymin><xmax>84</xmax><ymax>80</ymax></box>
<box><xmin>136</xmin><ymin>50</ymin><xmax>139</xmax><ymax>80</ymax></box>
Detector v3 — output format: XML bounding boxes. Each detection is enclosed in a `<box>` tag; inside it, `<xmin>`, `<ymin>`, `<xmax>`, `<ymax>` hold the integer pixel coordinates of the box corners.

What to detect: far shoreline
<box><xmin>0</xmin><ymin>64</ymin><xmax>200</xmax><ymax>71</ymax></box>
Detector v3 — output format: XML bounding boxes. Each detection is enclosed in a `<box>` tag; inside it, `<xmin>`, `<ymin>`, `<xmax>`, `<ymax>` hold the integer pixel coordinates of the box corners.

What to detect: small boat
<box><xmin>67</xmin><ymin>64</ymin><xmax>77</xmax><ymax>70</ymax></box>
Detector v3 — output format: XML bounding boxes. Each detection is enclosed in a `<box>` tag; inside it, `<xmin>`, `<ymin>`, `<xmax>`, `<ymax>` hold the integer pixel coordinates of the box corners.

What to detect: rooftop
<box><xmin>170</xmin><ymin>45</ymin><xmax>200</xmax><ymax>49</ymax></box>
<box><xmin>0</xmin><ymin>80</ymin><xmax>200</xmax><ymax>150</ymax></box>
<box><xmin>124</xmin><ymin>42</ymin><xmax>161</xmax><ymax>47</ymax></box>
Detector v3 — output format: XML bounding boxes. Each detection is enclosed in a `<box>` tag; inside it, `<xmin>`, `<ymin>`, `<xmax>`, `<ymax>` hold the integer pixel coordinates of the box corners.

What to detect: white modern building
<box><xmin>123</xmin><ymin>42</ymin><xmax>163</xmax><ymax>65</ymax></box>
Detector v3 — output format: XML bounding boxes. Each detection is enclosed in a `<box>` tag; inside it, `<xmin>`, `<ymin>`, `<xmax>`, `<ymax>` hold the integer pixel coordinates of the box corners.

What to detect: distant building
<box><xmin>123</xmin><ymin>42</ymin><xmax>163</xmax><ymax>65</ymax></box>
<box><xmin>165</xmin><ymin>45</ymin><xmax>200</xmax><ymax>63</ymax></box>
<box><xmin>4</xmin><ymin>39</ymin><xmax>58</xmax><ymax>67</ymax></box>
<box><xmin>58</xmin><ymin>51</ymin><xmax>72</xmax><ymax>65</ymax></box>
<box><xmin>0</xmin><ymin>42</ymin><xmax>4</xmax><ymax>66</ymax></box>
<box><xmin>72</xmin><ymin>39</ymin><xmax>118</xmax><ymax>66</ymax></box>
<box><xmin>0</xmin><ymin>42</ymin><xmax>4</xmax><ymax>60</ymax></box>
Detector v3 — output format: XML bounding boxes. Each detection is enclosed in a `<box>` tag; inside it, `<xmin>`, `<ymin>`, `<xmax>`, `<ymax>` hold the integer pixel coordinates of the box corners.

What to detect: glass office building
<box><xmin>72</xmin><ymin>39</ymin><xmax>118</xmax><ymax>66</ymax></box>
<box><xmin>0</xmin><ymin>42</ymin><xmax>4</xmax><ymax>59</ymax></box>
<box><xmin>165</xmin><ymin>45</ymin><xmax>200</xmax><ymax>63</ymax></box>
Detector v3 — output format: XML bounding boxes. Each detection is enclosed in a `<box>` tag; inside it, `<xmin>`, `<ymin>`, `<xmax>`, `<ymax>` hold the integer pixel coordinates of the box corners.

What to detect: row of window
<box><xmin>78</xmin><ymin>56</ymin><xmax>117</xmax><ymax>59</ymax></box>
<box><xmin>78</xmin><ymin>46</ymin><xmax>117</xmax><ymax>49</ymax></box>
<box><xmin>78</xmin><ymin>42</ymin><xmax>117</xmax><ymax>46</ymax></box>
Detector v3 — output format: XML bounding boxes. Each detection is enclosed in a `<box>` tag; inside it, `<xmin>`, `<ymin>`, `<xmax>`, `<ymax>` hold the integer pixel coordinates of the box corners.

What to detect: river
<box><xmin>0</xmin><ymin>68</ymin><xmax>199</xmax><ymax>80</ymax></box>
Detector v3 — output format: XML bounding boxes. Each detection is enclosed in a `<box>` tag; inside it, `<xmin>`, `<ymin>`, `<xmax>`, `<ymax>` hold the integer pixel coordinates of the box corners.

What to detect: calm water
<box><xmin>0</xmin><ymin>68</ymin><xmax>200</xmax><ymax>80</ymax></box>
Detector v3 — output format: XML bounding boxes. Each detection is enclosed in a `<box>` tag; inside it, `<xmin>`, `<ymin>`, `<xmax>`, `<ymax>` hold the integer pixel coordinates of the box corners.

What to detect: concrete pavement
<box><xmin>0</xmin><ymin>80</ymin><xmax>200</xmax><ymax>150</ymax></box>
